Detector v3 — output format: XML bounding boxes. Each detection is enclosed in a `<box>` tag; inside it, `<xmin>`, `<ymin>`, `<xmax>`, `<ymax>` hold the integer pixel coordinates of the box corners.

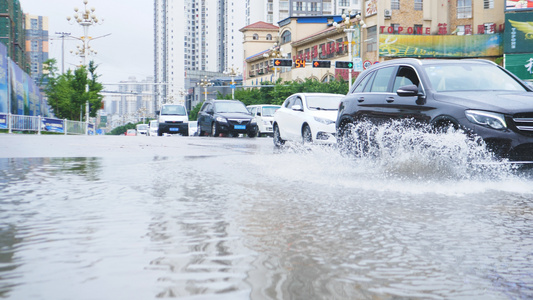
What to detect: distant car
<box><xmin>125</xmin><ymin>129</ymin><xmax>137</xmax><ymax>136</ymax></box>
<box><xmin>247</xmin><ymin>104</ymin><xmax>281</xmax><ymax>137</ymax></box>
<box><xmin>148</xmin><ymin>120</ymin><xmax>158</xmax><ymax>136</ymax></box>
<box><xmin>157</xmin><ymin>104</ymin><xmax>189</xmax><ymax>136</ymax></box>
<box><xmin>136</xmin><ymin>124</ymin><xmax>148</xmax><ymax>135</ymax></box>
<box><xmin>273</xmin><ymin>93</ymin><xmax>345</xmax><ymax>147</ymax></box>
<box><xmin>336</xmin><ymin>58</ymin><xmax>533</xmax><ymax>161</ymax></box>
<box><xmin>188</xmin><ymin>121</ymin><xmax>198</xmax><ymax>136</ymax></box>
<box><xmin>197</xmin><ymin>99</ymin><xmax>258</xmax><ymax>137</ymax></box>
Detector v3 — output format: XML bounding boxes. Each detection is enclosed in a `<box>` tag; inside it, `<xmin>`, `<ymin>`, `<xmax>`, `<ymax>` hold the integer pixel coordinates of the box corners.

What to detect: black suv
<box><xmin>336</xmin><ymin>58</ymin><xmax>533</xmax><ymax>161</ymax></box>
<box><xmin>197</xmin><ymin>99</ymin><xmax>258</xmax><ymax>137</ymax></box>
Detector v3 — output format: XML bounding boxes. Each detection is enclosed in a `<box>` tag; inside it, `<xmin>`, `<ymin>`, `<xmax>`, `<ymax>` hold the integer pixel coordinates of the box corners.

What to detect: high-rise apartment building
<box><xmin>154</xmin><ymin>0</ymin><xmax>245</xmax><ymax>110</ymax></box>
<box><xmin>24</xmin><ymin>14</ymin><xmax>49</xmax><ymax>85</ymax></box>
<box><xmin>0</xmin><ymin>0</ymin><xmax>27</xmax><ymax>71</ymax></box>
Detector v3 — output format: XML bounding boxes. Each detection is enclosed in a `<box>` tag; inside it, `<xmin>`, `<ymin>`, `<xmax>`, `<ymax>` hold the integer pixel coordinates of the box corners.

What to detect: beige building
<box><xmin>241</xmin><ymin>0</ymin><xmax>506</xmax><ymax>86</ymax></box>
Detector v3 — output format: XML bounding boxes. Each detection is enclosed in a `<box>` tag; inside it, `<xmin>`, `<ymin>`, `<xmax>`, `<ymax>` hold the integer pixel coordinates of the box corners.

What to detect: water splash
<box><xmin>337</xmin><ymin>120</ymin><xmax>522</xmax><ymax>181</ymax></box>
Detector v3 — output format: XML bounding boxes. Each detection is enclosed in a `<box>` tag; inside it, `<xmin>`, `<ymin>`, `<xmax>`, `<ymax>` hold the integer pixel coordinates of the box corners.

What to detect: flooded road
<box><xmin>1</xmin><ymin>134</ymin><xmax>532</xmax><ymax>299</ymax></box>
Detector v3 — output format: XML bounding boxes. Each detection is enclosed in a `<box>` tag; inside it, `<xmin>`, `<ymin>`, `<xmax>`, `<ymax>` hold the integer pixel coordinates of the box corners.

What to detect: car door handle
<box><xmin>357</xmin><ymin>97</ymin><xmax>365</xmax><ymax>103</ymax></box>
<box><xmin>386</xmin><ymin>97</ymin><xmax>395</xmax><ymax>103</ymax></box>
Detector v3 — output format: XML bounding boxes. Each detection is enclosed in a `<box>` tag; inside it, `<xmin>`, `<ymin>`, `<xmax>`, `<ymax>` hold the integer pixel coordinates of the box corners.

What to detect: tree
<box><xmin>42</xmin><ymin>59</ymin><xmax>104</xmax><ymax>120</ymax></box>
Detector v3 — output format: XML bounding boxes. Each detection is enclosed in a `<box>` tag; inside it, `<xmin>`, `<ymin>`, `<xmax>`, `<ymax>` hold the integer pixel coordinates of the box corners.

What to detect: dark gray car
<box><xmin>336</xmin><ymin>58</ymin><xmax>533</xmax><ymax>161</ymax></box>
<box><xmin>197</xmin><ymin>100</ymin><xmax>258</xmax><ymax>137</ymax></box>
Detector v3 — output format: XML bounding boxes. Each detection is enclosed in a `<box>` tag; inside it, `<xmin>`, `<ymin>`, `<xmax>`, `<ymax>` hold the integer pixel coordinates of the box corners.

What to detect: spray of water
<box><xmin>336</xmin><ymin>120</ymin><xmax>522</xmax><ymax>181</ymax></box>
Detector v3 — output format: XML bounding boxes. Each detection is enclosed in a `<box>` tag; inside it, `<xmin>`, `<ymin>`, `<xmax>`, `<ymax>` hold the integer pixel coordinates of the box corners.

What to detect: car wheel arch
<box><xmin>431</xmin><ymin>115</ymin><xmax>461</xmax><ymax>131</ymax></box>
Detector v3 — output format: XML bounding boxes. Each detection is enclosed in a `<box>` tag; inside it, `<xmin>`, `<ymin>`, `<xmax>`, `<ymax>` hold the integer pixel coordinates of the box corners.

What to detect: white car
<box><xmin>136</xmin><ymin>123</ymin><xmax>148</xmax><ymax>135</ymax></box>
<box><xmin>247</xmin><ymin>104</ymin><xmax>281</xmax><ymax>137</ymax></box>
<box><xmin>188</xmin><ymin>121</ymin><xmax>198</xmax><ymax>136</ymax></box>
<box><xmin>273</xmin><ymin>93</ymin><xmax>345</xmax><ymax>146</ymax></box>
<box><xmin>148</xmin><ymin>120</ymin><xmax>158</xmax><ymax>136</ymax></box>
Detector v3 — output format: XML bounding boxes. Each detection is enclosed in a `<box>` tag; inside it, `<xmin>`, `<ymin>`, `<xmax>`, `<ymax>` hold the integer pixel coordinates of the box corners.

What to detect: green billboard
<box><xmin>504</xmin><ymin>11</ymin><xmax>533</xmax><ymax>54</ymax></box>
<box><xmin>506</xmin><ymin>53</ymin><xmax>533</xmax><ymax>80</ymax></box>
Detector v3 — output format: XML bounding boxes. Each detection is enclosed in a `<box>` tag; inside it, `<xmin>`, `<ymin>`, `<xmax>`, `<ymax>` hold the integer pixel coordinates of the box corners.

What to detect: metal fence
<box><xmin>0</xmin><ymin>113</ymin><xmax>94</xmax><ymax>135</ymax></box>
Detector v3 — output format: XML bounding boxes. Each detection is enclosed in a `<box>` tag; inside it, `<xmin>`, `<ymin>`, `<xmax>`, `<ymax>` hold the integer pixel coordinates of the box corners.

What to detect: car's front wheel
<box><xmin>337</xmin><ymin>121</ymin><xmax>356</xmax><ymax>156</ymax></box>
<box><xmin>273</xmin><ymin>124</ymin><xmax>285</xmax><ymax>147</ymax></box>
<box><xmin>211</xmin><ymin>122</ymin><xmax>219</xmax><ymax>137</ymax></box>
<box><xmin>302</xmin><ymin>125</ymin><xmax>312</xmax><ymax>144</ymax></box>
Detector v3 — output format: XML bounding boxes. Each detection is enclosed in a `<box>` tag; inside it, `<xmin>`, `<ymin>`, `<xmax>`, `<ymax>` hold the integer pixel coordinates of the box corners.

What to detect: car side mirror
<box><xmin>291</xmin><ymin>105</ymin><xmax>303</xmax><ymax>111</ymax></box>
<box><xmin>396</xmin><ymin>84</ymin><xmax>419</xmax><ymax>97</ymax></box>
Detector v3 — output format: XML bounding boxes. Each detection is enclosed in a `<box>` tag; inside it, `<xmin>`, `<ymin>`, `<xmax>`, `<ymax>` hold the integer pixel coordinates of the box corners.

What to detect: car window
<box><xmin>306</xmin><ymin>95</ymin><xmax>344</xmax><ymax>110</ymax></box>
<box><xmin>363</xmin><ymin>72</ymin><xmax>376</xmax><ymax>92</ymax></box>
<box><xmin>214</xmin><ymin>101</ymin><xmax>249</xmax><ymax>113</ymax></box>
<box><xmin>424</xmin><ymin>63</ymin><xmax>527</xmax><ymax>92</ymax></box>
<box><xmin>353</xmin><ymin>72</ymin><xmax>373</xmax><ymax>93</ymax></box>
<box><xmin>294</xmin><ymin>97</ymin><xmax>303</xmax><ymax>108</ymax></box>
<box><xmin>284</xmin><ymin>96</ymin><xmax>295</xmax><ymax>108</ymax></box>
<box><xmin>161</xmin><ymin>105</ymin><xmax>186</xmax><ymax>115</ymax></box>
<box><xmin>393</xmin><ymin>66</ymin><xmax>420</xmax><ymax>92</ymax></box>
<box><xmin>261</xmin><ymin>106</ymin><xmax>280</xmax><ymax>116</ymax></box>
<box><xmin>369</xmin><ymin>67</ymin><xmax>395</xmax><ymax>92</ymax></box>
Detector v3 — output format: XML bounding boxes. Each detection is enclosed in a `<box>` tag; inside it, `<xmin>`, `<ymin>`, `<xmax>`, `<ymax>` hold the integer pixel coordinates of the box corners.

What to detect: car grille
<box><xmin>228</xmin><ymin>119</ymin><xmax>250</xmax><ymax>126</ymax></box>
<box><xmin>512</xmin><ymin>113</ymin><xmax>533</xmax><ymax>136</ymax></box>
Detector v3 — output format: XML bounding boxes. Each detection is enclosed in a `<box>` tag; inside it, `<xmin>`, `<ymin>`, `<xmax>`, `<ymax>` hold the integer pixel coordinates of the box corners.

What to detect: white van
<box><xmin>157</xmin><ymin>104</ymin><xmax>189</xmax><ymax>136</ymax></box>
<box><xmin>247</xmin><ymin>104</ymin><xmax>281</xmax><ymax>137</ymax></box>
<box><xmin>135</xmin><ymin>123</ymin><xmax>148</xmax><ymax>135</ymax></box>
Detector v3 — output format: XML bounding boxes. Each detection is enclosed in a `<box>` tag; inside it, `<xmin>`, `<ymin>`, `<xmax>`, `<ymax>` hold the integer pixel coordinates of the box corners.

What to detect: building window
<box><xmin>391</xmin><ymin>23</ymin><xmax>400</xmax><ymax>34</ymax></box>
<box><xmin>339</xmin><ymin>0</ymin><xmax>349</xmax><ymax>5</ymax></box>
<box><xmin>457</xmin><ymin>0</ymin><xmax>472</xmax><ymax>19</ymax></box>
<box><xmin>414</xmin><ymin>0</ymin><xmax>422</xmax><ymax>10</ymax></box>
<box><xmin>281</xmin><ymin>30</ymin><xmax>291</xmax><ymax>44</ymax></box>
<box><xmin>484</xmin><ymin>0</ymin><xmax>494</xmax><ymax>9</ymax></box>
<box><xmin>484</xmin><ymin>22</ymin><xmax>495</xmax><ymax>34</ymax></box>
<box><xmin>366</xmin><ymin>26</ymin><xmax>377</xmax><ymax>52</ymax></box>
<box><xmin>266</xmin><ymin>34</ymin><xmax>272</xmax><ymax>40</ymax></box>
<box><xmin>391</xmin><ymin>0</ymin><xmax>400</xmax><ymax>10</ymax></box>
<box><xmin>294</xmin><ymin>1</ymin><xmax>304</xmax><ymax>11</ymax></box>
<box><xmin>253</xmin><ymin>33</ymin><xmax>259</xmax><ymax>40</ymax></box>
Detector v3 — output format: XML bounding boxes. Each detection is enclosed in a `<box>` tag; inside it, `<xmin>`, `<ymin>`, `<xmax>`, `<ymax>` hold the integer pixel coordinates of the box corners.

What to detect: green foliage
<box><xmin>189</xmin><ymin>101</ymin><xmax>204</xmax><ymax>121</ymax></box>
<box><xmin>42</xmin><ymin>59</ymin><xmax>104</xmax><ymax>120</ymax></box>
<box><xmin>108</xmin><ymin>122</ymin><xmax>137</xmax><ymax>135</ymax></box>
<box><xmin>216</xmin><ymin>78</ymin><xmax>348</xmax><ymax>106</ymax></box>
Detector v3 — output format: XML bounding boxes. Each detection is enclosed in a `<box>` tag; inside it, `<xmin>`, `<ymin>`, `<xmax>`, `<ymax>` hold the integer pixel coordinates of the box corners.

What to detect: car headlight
<box><xmin>216</xmin><ymin>116</ymin><xmax>228</xmax><ymax>123</ymax></box>
<box><xmin>314</xmin><ymin>116</ymin><xmax>335</xmax><ymax>125</ymax></box>
<box><xmin>465</xmin><ymin>110</ymin><xmax>507</xmax><ymax>130</ymax></box>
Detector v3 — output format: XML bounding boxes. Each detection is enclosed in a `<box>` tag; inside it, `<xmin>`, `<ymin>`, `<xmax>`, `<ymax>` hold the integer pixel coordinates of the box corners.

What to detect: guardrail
<box><xmin>0</xmin><ymin>113</ymin><xmax>95</xmax><ymax>135</ymax></box>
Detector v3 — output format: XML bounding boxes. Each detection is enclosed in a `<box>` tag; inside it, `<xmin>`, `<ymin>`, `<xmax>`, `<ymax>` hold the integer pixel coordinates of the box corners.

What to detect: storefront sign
<box><xmin>379</xmin><ymin>34</ymin><xmax>503</xmax><ymax>58</ymax></box>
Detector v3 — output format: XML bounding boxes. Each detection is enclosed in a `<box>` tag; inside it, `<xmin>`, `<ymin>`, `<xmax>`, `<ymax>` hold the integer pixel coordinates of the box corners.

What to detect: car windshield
<box><xmin>424</xmin><ymin>63</ymin><xmax>527</xmax><ymax>92</ymax></box>
<box><xmin>261</xmin><ymin>106</ymin><xmax>280</xmax><ymax>116</ymax></box>
<box><xmin>306</xmin><ymin>95</ymin><xmax>344</xmax><ymax>110</ymax></box>
<box><xmin>214</xmin><ymin>102</ymin><xmax>249</xmax><ymax>113</ymax></box>
<box><xmin>137</xmin><ymin>124</ymin><xmax>148</xmax><ymax>130</ymax></box>
<box><xmin>161</xmin><ymin>105</ymin><xmax>186</xmax><ymax>115</ymax></box>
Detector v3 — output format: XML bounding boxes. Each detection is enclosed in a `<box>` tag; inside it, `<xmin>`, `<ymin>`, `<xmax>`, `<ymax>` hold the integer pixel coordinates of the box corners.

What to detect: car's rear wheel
<box><xmin>211</xmin><ymin>122</ymin><xmax>219</xmax><ymax>137</ymax></box>
<box><xmin>273</xmin><ymin>124</ymin><xmax>285</xmax><ymax>147</ymax></box>
<box><xmin>302</xmin><ymin>125</ymin><xmax>312</xmax><ymax>144</ymax></box>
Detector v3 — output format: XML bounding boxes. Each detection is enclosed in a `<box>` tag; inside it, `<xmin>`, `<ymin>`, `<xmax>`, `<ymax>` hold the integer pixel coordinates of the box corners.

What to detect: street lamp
<box><xmin>67</xmin><ymin>0</ymin><xmax>104</xmax><ymax>66</ymax></box>
<box><xmin>223</xmin><ymin>65</ymin><xmax>240</xmax><ymax>99</ymax></box>
<box><xmin>333</xmin><ymin>11</ymin><xmax>366</xmax><ymax>85</ymax></box>
<box><xmin>197</xmin><ymin>76</ymin><xmax>213</xmax><ymax>102</ymax></box>
<box><xmin>263</xmin><ymin>44</ymin><xmax>286</xmax><ymax>82</ymax></box>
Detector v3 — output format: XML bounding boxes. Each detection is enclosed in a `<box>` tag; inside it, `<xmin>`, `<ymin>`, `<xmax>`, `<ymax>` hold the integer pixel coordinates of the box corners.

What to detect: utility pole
<box><xmin>55</xmin><ymin>32</ymin><xmax>71</xmax><ymax>73</ymax></box>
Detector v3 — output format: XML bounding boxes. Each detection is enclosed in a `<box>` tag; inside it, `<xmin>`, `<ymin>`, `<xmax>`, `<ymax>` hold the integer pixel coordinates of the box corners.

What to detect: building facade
<box><xmin>0</xmin><ymin>0</ymin><xmax>28</xmax><ymax>72</ymax></box>
<box><xmin>24</xmin><ymin>14</ymin><xmax>49</xmax><ymax>85</ymax></box>
<box><xmin>242</xmin><ymin>0</ymin><xmax>509</xmax><ymax>86</ymax></box>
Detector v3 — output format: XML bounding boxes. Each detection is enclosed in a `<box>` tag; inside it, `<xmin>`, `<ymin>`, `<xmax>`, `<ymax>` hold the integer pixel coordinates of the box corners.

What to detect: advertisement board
<box><xmin>42</xmin><ymin>117</ymin><xmax>64</xmax><ymax>133</ymax></box>
<box><xmin>506</xmin><ymin>0</ymin><xmax>533</xmax><ymax>11</ymax></box>
<box><xmin>505</xmin><ymin>53</ymin><xmax>533</xmax><ymax>80</ymax></box>
<box><xmin>379</xmin><ymin>34</ymin><xmax>502</xmax><ymax>58</ymax></box>
<box><xmin>0</xmin><ymin>114</ymin><xmax>7</xmax><ymax>129</ymax></box>
<box><xmin>0</xmin><ymin>44</ymin><xmax>8</xmax><ymax>114</ymax></box>
<box><xmin>504</xmin><ymin>11</ymin><xmax>533</xmax><ymax>54</ymax></box>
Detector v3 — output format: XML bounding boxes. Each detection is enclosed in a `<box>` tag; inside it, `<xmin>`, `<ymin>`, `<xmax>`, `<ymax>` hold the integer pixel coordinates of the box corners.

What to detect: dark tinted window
<box><xmin>393</xmin><ymin>66</ymin><xmax>420</xmax><ymax>92</ymax></box>
<box><xmin>369</xmin><ymin>67</ymin><xmax>395</xmax><ymax>92</ymax></box>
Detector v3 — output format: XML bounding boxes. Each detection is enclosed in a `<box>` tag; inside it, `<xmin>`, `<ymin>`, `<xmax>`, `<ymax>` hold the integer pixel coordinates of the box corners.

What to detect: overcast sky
<box><xmin>22</xmin><ymin>0</ymin><xmax>154</xmax><ymax>86</ymax></box>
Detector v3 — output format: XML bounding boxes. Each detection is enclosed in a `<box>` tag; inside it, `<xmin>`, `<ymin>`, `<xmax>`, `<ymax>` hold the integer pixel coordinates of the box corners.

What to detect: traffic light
<box><xmin>312</xmin><ymin>60</ymin><xmax>331</xmax><ymax>68</ymax></box>
<box><xmin>335</xmin><ymin>61</ymin><xmax>354</xmax><ymax>69</ymax></box>
<box><xmin>273</xmin><ymin>58</ymin><xmax>293</xmax><ymax>67</ymax></box>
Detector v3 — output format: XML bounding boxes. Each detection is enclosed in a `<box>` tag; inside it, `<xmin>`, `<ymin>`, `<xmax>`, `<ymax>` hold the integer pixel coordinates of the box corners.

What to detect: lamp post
<box><xmin>333</xmin><ymin>11</ymin><xmax>366</xmax><ymax>85</ymax></box>
<box><xmin>263</xmin><ymin>44</ymin><xmax>285</xmax><ymax>82</ymax></box>
<box><xmin>223</xmin><ymin>65</ymin><xmax>240</xmax><ymax>99</ymax></box>
<box><xmin>198</xmin><ymin>76</ymin><xmax>213</xmax><ymax>102</ymax></box>
<box><xmin>67</xmin><ymin>0</ymin><xmax>104</xmax><ymax>67</ymax></box>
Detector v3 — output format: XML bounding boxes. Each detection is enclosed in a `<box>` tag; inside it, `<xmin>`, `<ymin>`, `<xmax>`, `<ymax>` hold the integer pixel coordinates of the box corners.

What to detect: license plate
<box><xmin>170</xmin><ymin>128</ymin><xmax>180</xmax><ymax>131</ymax></box>
<box><xmin>234</xmin><ymin>125</ymin><xmax>246</xmax><ymax>130</ymax></box>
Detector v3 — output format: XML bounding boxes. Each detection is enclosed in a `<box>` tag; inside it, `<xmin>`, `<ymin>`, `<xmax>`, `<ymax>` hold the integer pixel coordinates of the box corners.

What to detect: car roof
<box><xmin>293</xmin><ymin>92</ymin><xmax>345</xmax><ymax>97</ymax></box>
<box><xmin>371</xmin><ymin>58</ymin><xmax>497</xmax><ymax>67</ymax></box>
